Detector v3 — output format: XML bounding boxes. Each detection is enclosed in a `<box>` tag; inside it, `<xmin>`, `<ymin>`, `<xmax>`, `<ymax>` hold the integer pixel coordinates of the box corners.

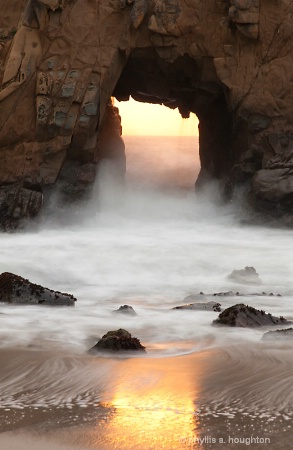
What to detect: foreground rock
<box><xmin>213</xmin><ymin>304</ymin><xmax>289</xmax><ymax>328</ymax></box>
<box><xmin>90</xmin><ymin>329</ymin><xmax>145</xmax><ymax>353</ymax></box>
<box><xmin>228</xmin><ymin>267</ymin><xmax>261</xmax><ymax>285</ymax></box>
<box><xmin>113</xmin><ymin>305</ymin><xmax>137</xmax><ymax>315</ymax></box>
<box><xmin>0</xmin><ymin>272</ymin><xmax>76</xmax><ymax>306</ymax></box>
<box><xmin>263</xmin><ymin>328</ymin><xmax>293</xmax><ymax>341</ymax></box>
<box><xmin>172</xmin><ymin>301</ymin><xmax>221</xmax><ymax>312</ymax></box>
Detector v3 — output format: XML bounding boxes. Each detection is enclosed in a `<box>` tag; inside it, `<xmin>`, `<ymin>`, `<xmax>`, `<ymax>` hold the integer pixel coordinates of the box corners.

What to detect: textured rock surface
<box><xmin>213</xmin><ymin>304</ymin><xmax>290</xmax><ymax>328</ymax></box>
<box><xmin>172</xmin><ymin>301</ymin><xmax>221</xmax><ymax>312</ymax></box>
<box><xmin>89</xmin><ymin>328</ymin><xmax>145</xmax><ymax>353</ymax></box>
<box><xmin>0</xmin><ymin>272</ymin><xmax>76</xmax><ymax>305</ymax></box>
<box><xmin>0</xmin><ymin>184</ymin><xmax>43</xmax><ymax>231</ymax></box>
<box><xmin>1</xmin><ymin>1</ymin><xmax>293</xmax><ymax>226</ymax></box>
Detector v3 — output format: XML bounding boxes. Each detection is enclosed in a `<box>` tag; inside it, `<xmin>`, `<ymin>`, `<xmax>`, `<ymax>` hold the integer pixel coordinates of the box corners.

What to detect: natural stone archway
<box><xmin>1</xmin><ymin>0</ymin><xmax>293</xmax><ymax>229</ymax></box>
<box><xmin>113</xmin><ymin>49</ymin><xmax>239</xmax><ymax>184</ymax></box>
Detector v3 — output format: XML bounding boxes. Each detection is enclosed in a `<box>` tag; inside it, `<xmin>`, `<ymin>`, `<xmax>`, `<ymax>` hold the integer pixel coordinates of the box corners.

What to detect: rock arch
<box><xmin>0</xmin><ymin>0</ymin><xmax>293</xmax><ymax>229</ymax></box>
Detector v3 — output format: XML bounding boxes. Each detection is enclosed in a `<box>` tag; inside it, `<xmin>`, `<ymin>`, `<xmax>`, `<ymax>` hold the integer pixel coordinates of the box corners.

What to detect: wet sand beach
<box><xmin>0</xmin><ymin>342</ymin><xmax>292</xmax><ymax>450</ymax></box>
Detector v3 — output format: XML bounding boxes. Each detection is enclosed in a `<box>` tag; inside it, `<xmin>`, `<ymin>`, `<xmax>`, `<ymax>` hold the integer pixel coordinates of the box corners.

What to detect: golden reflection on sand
<box><xmin>91</xmin><ymin>354</ymin><xmax>207</xmax><ymax>450</ymax></box>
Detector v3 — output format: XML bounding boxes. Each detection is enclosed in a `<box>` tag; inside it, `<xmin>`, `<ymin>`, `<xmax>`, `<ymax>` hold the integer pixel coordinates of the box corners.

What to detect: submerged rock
<box><xmin>89</xmin><ymin>329</ymin><xmax>145</xmax><ymax>353</ymax></box>
<box><xmin>228</xmin><ymin>266</ymin><xmax>261</xmax><ymax>285</ymax></box>
<box><xmin>0</xmin><ymin>272</ymin><xmax>76</xmax><ymax>306</ymax></box>
<box><xmin>113</xmin><ymin>305</ymin><xmax>137</xmax><ymax>315</ymax></box>
<box><xmin>262</xmin><ymin>328</ymin><xmax>293</xmax><ymax>341</ymax></box>
<box><xmin>173</xmin><ymin>301</ymin><xmax>221</xmax><ymax>312</ymax></box>
<box><xmin>213</xmin><ymin>304</ymin><xmax>290</xmax><ymax>328</ymax></box>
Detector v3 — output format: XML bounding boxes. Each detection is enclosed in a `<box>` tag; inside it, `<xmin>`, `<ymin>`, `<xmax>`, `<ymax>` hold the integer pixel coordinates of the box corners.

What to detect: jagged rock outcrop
<box><xmin>0</xmin><ymin>271</ymin><xmax>76</xmax><ymax>305</ymax></box>
<box><xmin>213</xmin><ymin>304</ymin><xmax>290</xmax><ymax>327</ymax></box>
<box><xmin>1</xmin><ymin>1</ymin><xmax>293</xmax><ymax>227</ymax></box>
<box><xmin>89</xmin><ymin>328</ymin><xmax>145</xmax><ymax>353</ymax></box>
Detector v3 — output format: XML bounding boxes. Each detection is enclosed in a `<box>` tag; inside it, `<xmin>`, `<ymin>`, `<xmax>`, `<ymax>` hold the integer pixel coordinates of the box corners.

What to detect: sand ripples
<box><xmin>0</xmin><ymin>342</ymin><xmax>292</xmax><ymax>424</ymax></box>
<box><xmin>197</xmin><ymin>344</ymin><xmax>293</xmax><ymax>420</ymax></box>
<box><xmin>0</xmin><ymin>350</ymin><xmax>115</xmax><ymax>409</ymax></box>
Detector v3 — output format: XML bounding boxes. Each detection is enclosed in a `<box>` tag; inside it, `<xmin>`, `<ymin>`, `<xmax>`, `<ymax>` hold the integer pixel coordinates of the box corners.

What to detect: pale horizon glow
<box><xmin>115</xmin><ymin>97</ymin><xmax>199</xmax><ymax>136</ymax></box>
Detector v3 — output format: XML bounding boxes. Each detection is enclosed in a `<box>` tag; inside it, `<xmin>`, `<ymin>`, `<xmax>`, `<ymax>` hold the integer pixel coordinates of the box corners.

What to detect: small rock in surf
<box><xmin>262</xmin><ymin>328</ymin><xmax>293</xmax><ymax>340</ymax></box>
<box><xmin>213</xmin><ymin>304</ymin><xmax>290</xmax><ymax>328</ymax></box>
<box><xmin>172</xmin><ymin>301</ymin><xmax>221</xmax><ymax>312</ymax></box>
<box><xmin>89</xmin><ymin>328</ymin><xmax>146</xmax><ymax>353</ymax></box>
<box><xmin>113</xmin><ymin>305</ymin><xmax>137</xmax><ymax>315</ymax></box>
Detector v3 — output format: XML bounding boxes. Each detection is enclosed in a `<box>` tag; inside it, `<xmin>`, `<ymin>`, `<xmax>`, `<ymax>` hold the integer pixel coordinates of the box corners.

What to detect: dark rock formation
<box><xmin>190</xmin><ymin>291</ymin><xmax>281</xmax><ymax>297</ymax></box>
<box><xmin>0</xmin><ymin>272</ymin><xmax>76</xmax><ymax>306</ymax></box>
<box><xmin>89</xmin><ymin>329</ymin><xmax>145</xmax><ymax>353</ymax></box>
<box><xmin>228</xmin><ymin>266</ymin><xmax>261</xmax><ymax>285</ymax></box>
<box><xmin>263</xmin><ymin>328</ymin><xmax>293</xmax><ymax>341</ymax></box>
<box><xmin>1</xmin><ymin>1</ymin><xmax>293</xmax><ymax>226</ymax></box>
<box><xmin>213</xmin><ymin>304</ymin><xmax>290</xmax><ymax>328</ymax></box>
<box><xmin>113</xmin><ymin>305</ymin><xmax>137</xmax><ymax>315</ymax></box>
<box><xmin>172</xmin><ymin>301</ymin><xmax>221</xmax><ymax>312</ymax></box>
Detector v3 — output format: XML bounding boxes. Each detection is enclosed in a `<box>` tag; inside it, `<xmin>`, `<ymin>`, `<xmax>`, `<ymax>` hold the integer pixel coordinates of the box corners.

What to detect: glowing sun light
<box><xmin>115</xmin><ymin>97</ymin><xmax>199</xmax><ymax>137</ymax></box>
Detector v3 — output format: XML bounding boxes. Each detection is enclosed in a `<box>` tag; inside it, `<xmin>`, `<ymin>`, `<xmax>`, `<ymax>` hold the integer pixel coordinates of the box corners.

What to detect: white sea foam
<box><xmin>0</xmin><ymin>136</ymin><xmax>292</xmax><ymax>352</ymax></box>
<box><xmin>0</xmin><ymin>136</ymin><xmax>293</xmax><ymax>447</ymax></box>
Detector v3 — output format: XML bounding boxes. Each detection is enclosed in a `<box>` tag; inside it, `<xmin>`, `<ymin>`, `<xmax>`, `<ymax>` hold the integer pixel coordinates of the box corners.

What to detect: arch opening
<box><xmin>116</xmin><ymin>97</ymin><xmax>199</xmax><ymax>192</ymax></box>
<box><xmin>108</xmin><ymin>49</ymin><xmax>246</xmax><ymax>196</ymax></box>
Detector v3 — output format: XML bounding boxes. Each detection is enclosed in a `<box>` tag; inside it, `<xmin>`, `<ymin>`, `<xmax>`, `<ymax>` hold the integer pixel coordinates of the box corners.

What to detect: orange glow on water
<box><xmin>90</xmin><ymin>355</ymin><xmax>204</xmax><ymax>450</ymax></box>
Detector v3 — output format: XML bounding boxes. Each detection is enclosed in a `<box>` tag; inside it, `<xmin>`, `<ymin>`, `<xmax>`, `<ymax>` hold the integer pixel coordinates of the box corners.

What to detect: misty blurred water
<box><xmin>0</xmin><ymin>137</ymin><xmax>293</xmax><ymax>352</ymax></box>
<box><xmin>0</xmin><ymin>136</ymin><xmax>292</xmax><ymax>351</ymax></box>
<box><xmin>0</xmin><ymin>136</ymin><xmax>292</xmax><ymax>449</ymax></box>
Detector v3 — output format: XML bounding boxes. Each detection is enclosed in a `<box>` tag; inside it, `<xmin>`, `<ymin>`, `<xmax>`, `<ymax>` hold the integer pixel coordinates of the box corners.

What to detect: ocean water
<box><xmin>0</xmin><ymin>136</ymin><xmax>292</xmax><ymax>449</ymax></box>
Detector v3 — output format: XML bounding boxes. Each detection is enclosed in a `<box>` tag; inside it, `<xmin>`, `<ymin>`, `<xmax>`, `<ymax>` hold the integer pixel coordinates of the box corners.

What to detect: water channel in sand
<box><xmin>0</xmin><ymin>136</ymin><xmax>292</xmax><ymax>449</ymax></box>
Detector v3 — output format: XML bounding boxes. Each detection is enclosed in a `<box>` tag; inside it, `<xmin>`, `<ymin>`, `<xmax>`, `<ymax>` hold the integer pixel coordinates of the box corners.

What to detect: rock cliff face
<box><xmin>0</xmin><ymin>0</ymin><xmax>293</xmax><ymax>228</ymax></box>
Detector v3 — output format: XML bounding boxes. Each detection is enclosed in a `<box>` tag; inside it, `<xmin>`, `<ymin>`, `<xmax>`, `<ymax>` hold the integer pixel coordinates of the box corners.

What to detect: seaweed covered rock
<box><xmin>89</xmin><ymin>329</ymin><xmax>145</xmax><ymax>353</ymax></box>
<box><xmin>263</xmin><ymin>328</ymin><xmax>293</xmax><ymax>341</ymax></box>
<box><xmin>0</xmin><ymin>272</ymin><xmax>76</xmax><ymax>306</ymax></box>
<box><xmin>113</xmin><ymin>305</ymin><xmax>137</xmax><ymax>315</ymax></box>
<box><xmin>213</xmin><ymin>304</ymin><xmax>289</xmax><ymax>328</ymax></box>
<box><xmin>228</xmin><ymin>267</ymin><xmax>261</xmax><ymax>285</ymax></box>
<box><xmin>172</xmin><ymin>301</ymin><xmax>221</xmax><ymax>312</ymax></box>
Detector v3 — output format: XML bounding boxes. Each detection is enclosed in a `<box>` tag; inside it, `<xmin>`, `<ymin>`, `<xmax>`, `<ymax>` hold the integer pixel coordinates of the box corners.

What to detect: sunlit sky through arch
<box><xmin>115</xmin><ymin>97</ymin><xmax>199</xmax><ymax>136</ymax></box>
<box><xmin>114</xmin><ymin>97</ymin><xmax>200</xmax><ymax>189</ymax></box>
